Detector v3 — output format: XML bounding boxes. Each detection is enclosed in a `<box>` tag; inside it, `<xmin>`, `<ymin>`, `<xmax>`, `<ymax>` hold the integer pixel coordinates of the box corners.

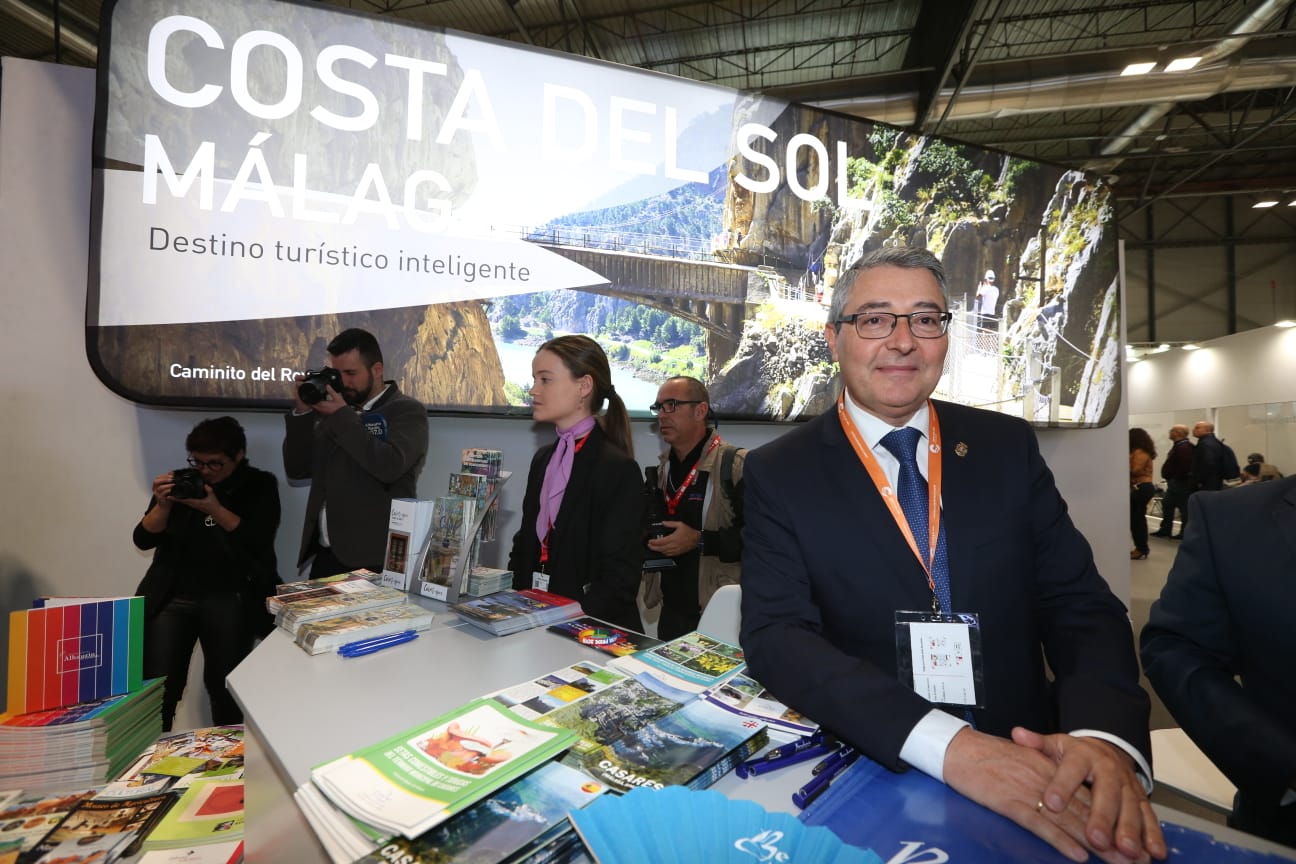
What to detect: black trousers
<box><xmin>1157</xmin><ymin>479</ymin><xmax>1193</xmax><ymax>534</ymax></box>
<box><xmin>144</xmin><ymin>593</ymin><xmax>251</xmax><ymax>731</ymax></box>
<box><xmin>1130</xmin><ymin>482</ymin><xmax>1157</xmax><ymax>553</ymax></box>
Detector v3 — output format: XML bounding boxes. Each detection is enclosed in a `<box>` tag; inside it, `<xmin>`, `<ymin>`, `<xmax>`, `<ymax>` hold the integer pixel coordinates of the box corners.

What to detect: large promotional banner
<box><xmin>90</xmin><ymin>0</ymin><xmax>1120</xmax><ymax>426</ymax></box>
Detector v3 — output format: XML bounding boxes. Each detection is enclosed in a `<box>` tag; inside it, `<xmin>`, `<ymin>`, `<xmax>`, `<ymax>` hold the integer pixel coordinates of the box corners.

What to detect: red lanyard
<box><xmin>664</xmin><ymin>435</ymin><xmax>722</xmax><ymax>516</ymax></box>
<box><xmin>836</xmin><ymin>394</ymin><xmax>943</xmax><ymax>605</ymax></box>
<box><xmin>539</xmin><ymin>433</ymin><xmax>591</xmax><ymax>565</ymax></box>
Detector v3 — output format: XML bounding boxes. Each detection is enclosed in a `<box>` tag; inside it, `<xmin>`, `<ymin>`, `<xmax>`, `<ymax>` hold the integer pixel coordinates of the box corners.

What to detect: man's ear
<box><xmin>371</xmin><ymin>360</ymin><xmax>385</xmax><ymax>381</ymax></box>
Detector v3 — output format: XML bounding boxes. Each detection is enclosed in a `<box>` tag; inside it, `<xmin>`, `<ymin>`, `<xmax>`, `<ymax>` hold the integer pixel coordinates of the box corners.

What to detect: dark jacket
<box><xmin>509</xmin><ymin>423</ymin><xmax>644</xmax><ymax>633</ymax></box>
<box><xmin>1192</xmin><ymin>433</ymin><xmax>1225</xmax><ymax>491</ymax></box>
<box><xmin>1160</xmin><ymin>437</ymin><xmax>1194</xmax><ymax>484</ymax></box>
<box><xmin>283</xmin><ymin>382</ymin><xmax>429</xmax><ymax>570</ymax></box>
<box><xmin>1142</xmin><ymin>478</ymin><xmax>1296</xmax><ymax>845</ymax></box>
<box><xmin>134</xmin><ymin>461</ymin><xmax>281</xmax><ymax>635</ymax></box>
<box><xmin>740</xmin><ymin>400</ymin><xmax>1150</xmax><ymax>771</ymax></box>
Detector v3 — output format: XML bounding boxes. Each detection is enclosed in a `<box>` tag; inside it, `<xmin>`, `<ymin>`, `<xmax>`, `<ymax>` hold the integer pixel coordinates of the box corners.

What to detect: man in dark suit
<box><xmin>1141</xmin><ymin>478</ymin><xmax>1296</xmax><ymax>846</ymax></box>
<box><xmin>741</xmin><ymin>247</ymin><xmax>1164</xmax><ymax>864</ymax></box>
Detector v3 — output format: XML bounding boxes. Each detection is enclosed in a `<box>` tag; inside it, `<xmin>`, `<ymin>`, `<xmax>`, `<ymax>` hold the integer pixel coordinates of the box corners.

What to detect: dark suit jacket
<box><xmin>283</xmin><ymin>383</ymin><xmax>429</xmax><ymax>571</ymax></box>
<box><xmin>1141</xmin><ymin>478</ymin><xmax>1296</xmax><ymax>842</ymax></box>
<box><xmin>508</xmin><ymin>424</ymin><xmax>644</xmax><ymax>633</ymax></box>
<box><xmin>740</xmin><ymin>400</ymin><xmax>1150</xmax><ymax>771</ymax></box>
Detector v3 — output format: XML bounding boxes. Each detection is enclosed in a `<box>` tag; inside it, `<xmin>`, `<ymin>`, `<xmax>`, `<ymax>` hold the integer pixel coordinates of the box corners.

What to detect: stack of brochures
<box><xmin>0</xmin><ymin>677</ymin><xmax>164</xmax><ymax>792</ymax></box>
<box><xmin>606</xmin><ymin>630</ymin><xmax>748</xmax><ymax>693</ymax></box>
<box><xmin>485</xmin><ymin>650</ymin><xmax>769</xmax><ymax>795</ymax></box>
<box><xmin>274</xmin><ymin>581</ymin><xmax>408</xmax><ymax>636</ymax></box>
<box><xmin>464</xmin><ymin>565</ymin><xmax>514</xmax><ymax>597</ymax></box>
<box><xmin>265</xmin><ymin>569</ymin><xmax>382</xmax><ymax>616</ymax></box>
<box><xmin>570</xmin><ymin>786</ymin><xmax>885</xmax><ymax>864</ymax></box>
<box><xmin>293</xmin><ymin>603</ymin><xmax>435</xmax><ymax>655</ymax></box>
<box><xmin>450</xmin><ymin>588</ymin><xmax>583</xmax><ymax>636</ymax></box>
<box><xmin>6</xmin><ymin>725</ymin><xmax>246</xmax><ymax>864</ymax></box>
<box><xmin>295</xmin><ymin>698</ymin><xmax>578</xmax><ymax>861</ymax></box>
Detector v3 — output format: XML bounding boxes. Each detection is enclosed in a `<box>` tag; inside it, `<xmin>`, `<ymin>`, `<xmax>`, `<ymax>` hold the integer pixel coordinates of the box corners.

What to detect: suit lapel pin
<box><xmin>954</xmin><ymin>442</ymin><xmax>969</xmax><ymax>458</ymax></box>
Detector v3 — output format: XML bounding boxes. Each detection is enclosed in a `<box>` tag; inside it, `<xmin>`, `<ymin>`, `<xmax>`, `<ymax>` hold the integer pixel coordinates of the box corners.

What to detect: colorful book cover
<box><xmin>354</xmin><ymin>761</ymin><xmax>605</xmax><ymax>864</ymax></box>
<box><xmin>546</xmin><ymin>617</ymin><xmax>663</xmax><ymax>658</ymax></box>
<box><xmin>703</xmin><ymin>671</ymin><xmax>818</xmax><ymax>739</ymax></box>
<box><xmin>461</xmin><ymin>448</ymin><xmax>503</xmax><ymax>479</ymax></box>
<box><xmin>275</xmin><ymin>585</ymin><xmax>408</xmax><ymax>635</ymax></box>
<box><xmin>23</xmin><ymin>791</ymin><xmax>175</xmax><ymax>862</ymax></box>
<box><xmin>6</xmin><ymin>596</ymin><xmax>144</xmax><ymax>715</ymax></box>
<box><xmin>448</xmin><ymin>472</ymin><xmax>495</xmax><ymax>500</ymax></box>
<box><xmin>140</xmin><ymin>778</ymin><xmax>244</xmax><ymax>850</ymax></box>
<box><xmin>607</xmin><ymin>631</ymin><xmax>746</xmax><ymax>694</ymax></box>
<box><xmin>0</xmin><ymin>789</ymin><xmax>98</xmax><ymax>861</ymax></box>
<box><xmin>310</xmin><ymin>698</ymin><xmax>578</xmax><ymax>839</ymax></box>
<box><xmin>0</xmin><ymin>677</ymin><xmax>163</xmax><ymax>730</ymax></box>
<box><xmin>578</xmin><ymin>698</ymin><xmax>768</xmax><ymax>793</ymax></box>
<box><xmin>537</xmin><ymin>674</ymin><xmax>695</xmax><ymax>760</ymax></box>
<box><xmin>485</xmin><ymin>662</ymin><xmax>627</xmax><ymax>721</ymax></box>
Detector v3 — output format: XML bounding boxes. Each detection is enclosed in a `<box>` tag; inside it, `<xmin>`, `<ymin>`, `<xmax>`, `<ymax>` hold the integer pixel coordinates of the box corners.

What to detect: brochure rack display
<box><xmin>414</xmin><ymin>471</ymin><xmax>511</xmax><ymax>604</ymax></box>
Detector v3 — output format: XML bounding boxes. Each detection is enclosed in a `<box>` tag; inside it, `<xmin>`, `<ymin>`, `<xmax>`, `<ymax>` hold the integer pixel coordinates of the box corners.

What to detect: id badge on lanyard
<box><xmin>894</xmin><ymin>611</ymin><xmax>985</xmax><ymax>708</ymax></box>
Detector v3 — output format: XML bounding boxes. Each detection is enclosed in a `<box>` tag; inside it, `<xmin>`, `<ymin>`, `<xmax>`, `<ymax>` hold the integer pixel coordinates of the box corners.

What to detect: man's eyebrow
<box><xmin>850</xmin><ymin>299</ymin><xmax>945</xmax><ymax>312</ymax></box>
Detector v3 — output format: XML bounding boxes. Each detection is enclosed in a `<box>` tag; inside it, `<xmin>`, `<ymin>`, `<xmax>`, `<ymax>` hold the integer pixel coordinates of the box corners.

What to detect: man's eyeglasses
<box><xmin>834</xmin><ymin>310</ymin><xmax>952</xmax><ymax>340</ymax></box>
<box><xmin>649</xmin><ymin>399</ymin><xmax>703</xmax><ymax>415</ymax></box>
<box><xmin>187</xmin><ymin>457</ymin><xmax>229</xmax><ymax>471</ymax></box>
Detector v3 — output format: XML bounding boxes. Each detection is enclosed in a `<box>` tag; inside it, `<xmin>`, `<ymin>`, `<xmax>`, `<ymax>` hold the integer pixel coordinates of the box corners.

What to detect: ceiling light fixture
<box><xmin>1165</xmin><ymin>57</ymin><xmax>1202</xmax><ymax>72</ymax></box>
<box><xmin>1121</xmin><ymin>62</ymin><xmax>1157</xmax><ymax>76</ymax></box>
<box><xmin>1182</xmin><ymin>343</ymin><xmax>1200</xmax><ymax>350</ymax></box>
<box><xmin>1275</xmin><ymin>320</ymin><xmax>1296</xmax><ymax>328</ymax></box>
<box><xmin>1253</xmin><ymin>200</ymin><xmax>1279</xmax><ymax>208</ymax></box>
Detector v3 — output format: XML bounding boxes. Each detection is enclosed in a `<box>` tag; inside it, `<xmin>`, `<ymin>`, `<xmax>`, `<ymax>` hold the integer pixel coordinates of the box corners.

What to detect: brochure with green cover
<box><xmin>141</xmin><ymin>777</ymin><xmax>245</xmax><ymax>850</ymax></box>
<box><xmin>310</xmin><ymin>698</ymin><xmax>577</xmax><ymax>839</ymax></box>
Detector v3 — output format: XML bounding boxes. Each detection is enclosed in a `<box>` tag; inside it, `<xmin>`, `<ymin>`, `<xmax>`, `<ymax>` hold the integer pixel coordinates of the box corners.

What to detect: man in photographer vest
<box><xmin>644</xmin><ymin>376</ymin><xmax>746</xmax><ymax>640</ymax></box>
<box><xmin>284</xmin><ymin>328</ymin><xmax>428</xmax><ymax>578</ymax></box>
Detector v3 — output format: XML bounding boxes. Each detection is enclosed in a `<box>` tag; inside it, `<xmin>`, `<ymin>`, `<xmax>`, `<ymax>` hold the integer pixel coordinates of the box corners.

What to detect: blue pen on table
<box><xmin>792</xmin><ymin>746</ymin><xmax>859</xmax><ymax>809</ymax></box>
<box><xmin>736</xmin><ymin>740</ymin><xmax>837</xmax><ymax>778</ymax></box>
<box><xmin>338</xmin><ymin>630</ymin><xmax>419</xmax><ymax>657</ymax></box>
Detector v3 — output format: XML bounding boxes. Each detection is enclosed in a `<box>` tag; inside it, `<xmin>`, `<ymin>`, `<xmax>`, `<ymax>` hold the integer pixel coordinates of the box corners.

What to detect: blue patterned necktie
<box><xmin>879</xmin><ymin>426</ymin><xmax>952</xmax><ymax>614</ymax></box>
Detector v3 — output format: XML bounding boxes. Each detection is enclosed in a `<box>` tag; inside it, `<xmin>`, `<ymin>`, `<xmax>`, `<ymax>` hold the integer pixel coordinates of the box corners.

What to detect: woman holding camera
<box><xmin>507</xmin><ymin>335</ymin><xmax>645</xmax><ymax>633</ymax></box>
<box><xmin>134</xmin><ymin>417</ymin><xmax>280</xmax><ymax>731</ymax></box>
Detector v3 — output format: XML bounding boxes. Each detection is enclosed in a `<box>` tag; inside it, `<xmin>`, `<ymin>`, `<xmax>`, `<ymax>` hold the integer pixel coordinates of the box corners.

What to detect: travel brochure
<box><xmin>308</xmin><ymin>698</ymin><xmax>578</xmax><ymax>839</ymax></box>
<box><xmin>607</xmin><ymin>631</ymin><xmax>747</xmax><ymax>693</ymax></box>
<box><xmin>546</xmin><ymin>617</ymin><xmax>663</xmax><ymax>658</ymax></box>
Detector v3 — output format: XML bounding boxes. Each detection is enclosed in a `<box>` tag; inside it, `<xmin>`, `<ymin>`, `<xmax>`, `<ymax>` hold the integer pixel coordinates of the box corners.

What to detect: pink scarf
<box><xmin>536</xmin><ymin>415</ymin><xmax>597</xmax><ymax>544</ymax></box>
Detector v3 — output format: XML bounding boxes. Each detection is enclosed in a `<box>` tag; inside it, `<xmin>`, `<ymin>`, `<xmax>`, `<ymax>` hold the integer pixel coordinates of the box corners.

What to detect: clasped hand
<box><xmin>943</xmin><ymin>727</ymin><xmax>1166</xmax><ymax>863</ymax></box>
<box><xmin>646</xmin><ymin>521</ymin><xmax>701</xmax><ymax>557</ymax></box>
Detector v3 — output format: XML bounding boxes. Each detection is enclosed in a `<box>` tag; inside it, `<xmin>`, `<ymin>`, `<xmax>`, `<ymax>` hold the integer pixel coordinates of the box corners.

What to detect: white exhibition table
<box><xmin>227</xmin><ymin>599</ymin><xmax>1296</xmax><ymax>863</ymax></box>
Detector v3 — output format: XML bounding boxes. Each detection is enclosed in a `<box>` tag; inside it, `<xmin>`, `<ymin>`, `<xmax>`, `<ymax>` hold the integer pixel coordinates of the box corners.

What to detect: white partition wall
<box><xmin>0</xmin><ymin>58</ymin><xmax>1131</xmax><ymax>732</ymax></box>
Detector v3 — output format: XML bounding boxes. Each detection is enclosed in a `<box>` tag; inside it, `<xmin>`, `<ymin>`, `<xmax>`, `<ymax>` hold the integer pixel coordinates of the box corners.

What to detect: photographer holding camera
<box><xmin>134</xmin><ymin>416</ymin><xmax>280</xmax><ymax>731</ymax></box>
<box><xmin>284</xmin><ymin>328</ymin><xmax>428</xmax><ymax>578</ymax></box>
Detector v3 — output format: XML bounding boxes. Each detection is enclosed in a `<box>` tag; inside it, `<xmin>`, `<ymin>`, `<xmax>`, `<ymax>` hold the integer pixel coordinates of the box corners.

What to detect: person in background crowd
<box><xmin>508</xmin><ymin>335</ymin><xmax>644</xmax><ymax>633</ymax></box>
<box><xmin>1142</xmin><ymin>475</ymin><xmax>1296</xmax><ymax>847</ymax></box>
<box><xmin>741</xmin><ymin>246</ymin><xmax>1164</xmax><ymax>864</ymax></box>
<box><xmin>135</xmin><ymin>417</ymin><xmax>280</xmax><ymax>731</ymax></box>
<box><xmin>974</xmin><ymin>269</ymin><xmax>999</xmax><ymax>328</ymax></box>
<box><xmin>1152</xmin><ymin>425</ymin><xmax>1194</xmax><ymax>539</ymax></box>
<box><xmin>1191</xmin><ymin>421</ymin><xmax>1226</xmax><ymax>493</ymax></box>
<box><xmin>1240</xmin><ymin>453</ymin><xmax>1283</xmax><ymax>484</ymax></box>
<box><xmin>283</xmin><ymin>328</ymin><xmax>428</xmax><ymax>578</ymax></box>
<box><xmin>1129</xmin><ymin>428</ymin><xmax>1158</xmax><ymax>560</ymax></box>
<box><xmin>643</xmin><ymin>376</ymin><xmax>747</xmax><ymax>640</ymax></box>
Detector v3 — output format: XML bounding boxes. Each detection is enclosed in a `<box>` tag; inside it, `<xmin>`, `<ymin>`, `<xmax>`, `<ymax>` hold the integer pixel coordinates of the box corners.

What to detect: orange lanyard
<box><xmin>664</xmin><ymin>435</ymin><xmax>722</xmax><ymax>516</ymax></box>
<box><xmin>539</xmin><ymin>433</ymin><xmax>591</xmax><ymax>565</ymax></box>
<box><xmin>837</xmin><ymin>394</ymin><xmax>943</xmax><ymax>604</ymax></box>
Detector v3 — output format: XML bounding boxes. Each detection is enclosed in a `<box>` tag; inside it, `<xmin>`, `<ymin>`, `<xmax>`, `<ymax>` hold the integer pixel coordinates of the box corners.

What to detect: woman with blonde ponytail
<box><xmin>507</xmin><ymin>335</ymin><xmax>644</xmax><ymax>632</ymax></box>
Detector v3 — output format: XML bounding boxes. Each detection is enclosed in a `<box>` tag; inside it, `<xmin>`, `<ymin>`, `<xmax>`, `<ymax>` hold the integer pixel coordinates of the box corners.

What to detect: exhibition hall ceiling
<box><xmin>4</xmin><ymin>0</ymin><xmax>1295</xmax><ymax>208</ymax></box>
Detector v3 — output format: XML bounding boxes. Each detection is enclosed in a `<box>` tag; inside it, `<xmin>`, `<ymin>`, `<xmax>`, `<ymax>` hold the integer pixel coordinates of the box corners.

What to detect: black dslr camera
<box><xmin>297</xmin><ymin>367</ymin><xmax>343</xmax><ymax>405</ymax></box>
<box><xmin>170</xmin><ymin>468</ymin><xmax>207</xmax><ymax>500</ymax></box>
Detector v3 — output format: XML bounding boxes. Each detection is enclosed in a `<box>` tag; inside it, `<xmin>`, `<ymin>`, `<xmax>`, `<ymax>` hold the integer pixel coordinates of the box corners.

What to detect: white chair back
<box><xmin>697</xmin><ymin>584</ymin><xmax>742</xmax><ymax>644</ymax></box>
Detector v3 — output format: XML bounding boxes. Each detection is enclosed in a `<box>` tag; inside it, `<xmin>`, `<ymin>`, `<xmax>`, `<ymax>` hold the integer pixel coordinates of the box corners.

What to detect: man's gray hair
<box><xmin>828</xmin><ymin>247</ymin><xmax>950</xmax><ymax>328</ymax></box>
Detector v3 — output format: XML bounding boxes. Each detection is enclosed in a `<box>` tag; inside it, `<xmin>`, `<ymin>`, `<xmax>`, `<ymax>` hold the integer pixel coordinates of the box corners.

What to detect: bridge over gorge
<box><xmin>524</xmin><ymin>225</ymin><xmax>804</xmax><ymax>340</ymax></box>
